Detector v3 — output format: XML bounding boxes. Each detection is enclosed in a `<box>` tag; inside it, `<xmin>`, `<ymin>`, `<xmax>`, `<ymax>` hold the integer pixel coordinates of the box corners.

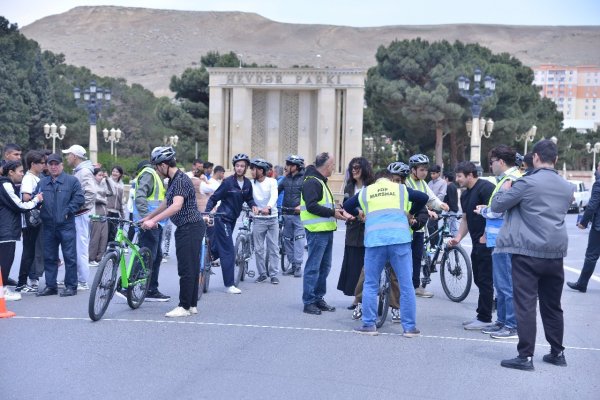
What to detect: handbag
<box><xmin>25</xmin><ymin>208</ymin><xmax>42</xmax><ymax>228</ymax></box>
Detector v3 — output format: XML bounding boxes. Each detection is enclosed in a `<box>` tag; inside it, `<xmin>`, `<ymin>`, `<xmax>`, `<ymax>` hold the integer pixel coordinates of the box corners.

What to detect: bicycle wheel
<box><xmin>279</xmin><ymin>229</ymin><xmax>292</xmax><ymax>273</ymax></box>
<box><xmin>127</xmin><ymin>247</ymin><xmax>153</xmax><ymax>309</ymax></box>
<box><xmin>234</xmin><ymin>235</ymin><xmax>247</xmax><ymax>287</ymax></box>
<box><xmin>88</xmin><ymin>251</ymin><xmax>119</xmax><ymax>321</ymax></box>
<box><xmin>198</xmin><ymin>247</ymin><xmax>211</xmax><ymax>300</ymax></box>
<box><xmin>420</xmin><ymin>250</ymin><xmax>432</xmax><ymax>288</ymax></box>
<box><xmin>375</xmin><ymin>266</ymin><xmax>391</xmax><ymax>328</ymax></box>
<box><xmin>440</xmin><ymin>246</ymin><xmax>473</xmax><ymax>302</ymax></box>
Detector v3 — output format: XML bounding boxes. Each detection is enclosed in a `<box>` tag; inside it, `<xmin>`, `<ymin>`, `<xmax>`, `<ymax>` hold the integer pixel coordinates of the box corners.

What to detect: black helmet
<box><xmin>285</xmin><ymin>154</ymin><xmax>304</xmax><ymax>168</ymax></box>
<box><xmin>231</xmin><ymin>153</ymin><xmax>250</xmax><ymax>166</ymax></box>
<box><xmin>515</xmin><ymin>152</ymin><xmax>524</xmax><ymax>167</ymax></box>
<box><xmin>250</xmin><ymin>158</ymin><xmax>272</xmax><ymax>172</ymax></box>
<box><xmin>150</xmin><ymin>146</ymin><xmax>176</xmax><ymax>165</ymax></box>
<box><xmin>387</xmin><ymin>162</ymin><xmax>410</xmax><ymax>177</ymax></box>
<box><xmin>408</xmin><ymin>154</ymin><xmax>430</xmax><ymax>168</ymax></box>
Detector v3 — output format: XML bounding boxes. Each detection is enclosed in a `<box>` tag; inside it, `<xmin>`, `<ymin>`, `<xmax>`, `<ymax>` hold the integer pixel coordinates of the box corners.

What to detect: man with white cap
<box><xmin>62</xmin><ymin>144</ymin><xmax>96</xmax><ymax>290</ymax></box>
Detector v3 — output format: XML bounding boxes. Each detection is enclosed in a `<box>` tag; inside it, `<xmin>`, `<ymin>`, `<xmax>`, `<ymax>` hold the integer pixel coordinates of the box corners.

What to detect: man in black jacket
<box><xmin>567</xmin><ymin>162</ymin><xmax>600</xmax><ymax>293</ymax></box>
<box><xmin>36</xmin><ymin>154</ymin><xmax>84</xmax><ymax>297</ymax></box>
<box><xmin>278</xmin><ymin>154</ymin><xmax>305</xmax><ymax>277</ymax></box>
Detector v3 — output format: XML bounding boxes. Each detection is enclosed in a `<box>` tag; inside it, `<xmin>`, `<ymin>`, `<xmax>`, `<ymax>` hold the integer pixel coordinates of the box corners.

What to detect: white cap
<box><xmin>62</xmin><ymin>144</ymin><xmax>87</xmax><ymax>159</ymax></box>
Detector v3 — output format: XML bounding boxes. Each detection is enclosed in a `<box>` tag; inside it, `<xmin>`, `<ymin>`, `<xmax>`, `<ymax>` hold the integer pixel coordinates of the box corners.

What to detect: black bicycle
<box><xmin>375</xmin><ymin>263</ymin><xmax>393</xmax><ymax>328</ymax></box>
<box><xmin>421</xmin><ymin>213</ymin><xmax>472</xmax><ymax>302</ymax></box>
<box><xmin>198</xmin><ymin>213</ymin><xmax>222</xmax><ymax>300</ymax></box>
<box><xmin>234</xmin><ymin>205</ymin><xmax>256</xmax><ymax>286</ymax></box>
<box><xmin>278</xmin><ymin>206</ymin><xmax>297</xmax><ymax>274</ymax></box>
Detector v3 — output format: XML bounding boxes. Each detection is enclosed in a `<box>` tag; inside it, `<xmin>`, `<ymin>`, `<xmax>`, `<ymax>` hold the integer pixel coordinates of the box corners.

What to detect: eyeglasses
<box><xmin>351</xmin><ymin>165</ymin><xmax>361</xmax><ymax>171</ymax></box>
<box><xmin>489</xmin><ymin>158</ymin><xmax>499</xmax><ymax>166</ymax></box>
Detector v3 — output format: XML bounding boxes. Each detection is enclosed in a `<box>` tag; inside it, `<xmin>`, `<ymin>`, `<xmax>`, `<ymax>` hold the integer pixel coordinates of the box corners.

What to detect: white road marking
<box><xmin>564</xmin><ymin>265</ymin><xmax>600</xmax><ymax>282</ymax></box>
<box><xmin>13</xmin><ymin>316</ymin><xmax>600</xmax><ymax>352</ymax></box>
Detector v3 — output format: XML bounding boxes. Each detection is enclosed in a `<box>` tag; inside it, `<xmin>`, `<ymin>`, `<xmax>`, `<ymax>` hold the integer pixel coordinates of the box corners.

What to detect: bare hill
<box><xmin>21</xmin><ymin>6</ymin><xmax>600</xmax><ymax>97</ymax></box>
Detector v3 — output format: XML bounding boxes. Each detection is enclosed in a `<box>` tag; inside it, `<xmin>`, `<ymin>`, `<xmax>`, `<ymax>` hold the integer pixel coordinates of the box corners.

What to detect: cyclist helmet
<box><xmin>515</xmin><ymin>152</ymin><xmax>524</xmax><ymax>167</ymax></box>
<box><xmin>150</xmin><ymin>146</ymin><xmax>176</xmax><ymax>165</ymax></box>
<box><xmin>250</xmin><ymin>158</ymin><xmax>272</xmax><ymax>172</ymax></box>
<box><xmin>285</xmin><ymin>154</ymin><xmax>305</xmax><ymax>168</ymax></box>
<box><xmin>387</xmin><ymin>161</ymin><xmax>410</xmax><ymax>177</ymax></box>
<box><xmin>231</xmin><ymin>153</ymin><xmax>250</xmax><ymax>166</ymax></box>
<box><xmin>408</xmin><ymin>154</ymin><xmax>430</xmax><ymax>168</ymax></box>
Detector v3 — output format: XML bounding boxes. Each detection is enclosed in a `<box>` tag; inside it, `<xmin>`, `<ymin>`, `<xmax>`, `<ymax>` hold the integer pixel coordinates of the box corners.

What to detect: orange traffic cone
<box><xmin>0</xmin><ymin>270</ymin><xmax>16</xmax><ymax>319</ymax></box>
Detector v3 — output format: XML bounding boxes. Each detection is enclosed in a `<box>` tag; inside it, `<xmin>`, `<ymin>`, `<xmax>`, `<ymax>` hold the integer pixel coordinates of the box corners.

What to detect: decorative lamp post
<box><xmin>586</xmin><ymin>142</ymin><xmax>600</xmax><ymax>174</ymax></box>
<box><xmin>103</xmin><ymin>128</ymin><xmax>122</xmax><ymax>159</ymax></box>
<box><xmin>516</xmin><ymin>125</ymin><xmax>537</xmax><ymax>155</ymax></box>
<box><xmin>168</xmin><ymin>135</ymin><xmax>179</xmax><ymax>147</ymax></box>
<box><xmin>458</xmin><ymin>68</ymin><xmax>496</xmax><ymax>167</ymax></box>
<box><xmin>43</xmin><ymin>123</ymin><xmax>67</xmax><ymax>153</ymax></box>
<box><xmin>73</xmin><ymin>80</ymin><xmax>111</xmax><ymax>164</ymax></box>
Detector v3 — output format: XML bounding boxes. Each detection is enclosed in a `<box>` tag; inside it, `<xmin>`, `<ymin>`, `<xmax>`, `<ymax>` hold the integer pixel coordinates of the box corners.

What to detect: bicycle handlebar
<box><xmin>89</xmin><ymin>214</ymin><xmax>143</xmax><ymax>228</ymax></box>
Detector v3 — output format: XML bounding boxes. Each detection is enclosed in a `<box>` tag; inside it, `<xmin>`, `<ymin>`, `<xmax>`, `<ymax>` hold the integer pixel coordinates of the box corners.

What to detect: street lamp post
<box><xmin>102</xmin><ymin>128</ymin><xmax>122</xmax><ymax>159</ymax></box>
<box><xmin>43</xmin><ymin>123</ymin><xmax>67</xmax><ymax>153</ymax></box>
<box><xmin>458</xmin><ymin>68</ymin><xmax>496</xmax><ymax>167</ymax></box>
<box><xmin>164</xmin><ymin>135</ymin><xmax>179</xmax><ymax>147</ymax></box>
<box><xmin>73</xmin><ymin>80</ymin><xmax>111</xmax><ymax>164</ymax></box>
<box><xmin>586</xmin><ymin>142</ymin><xmax>600</xmax><ymax>174</ymax></box>
<box><xmin>515</xmin><ymin>125</ymin><xmax>538</xmax><ymax>155</ymax></box>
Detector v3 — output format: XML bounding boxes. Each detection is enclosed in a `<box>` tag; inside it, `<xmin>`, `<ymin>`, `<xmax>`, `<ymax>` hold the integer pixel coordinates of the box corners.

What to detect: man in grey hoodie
<box><xmin>63</xmin><ymin>145</ymin><xmax>96</xmax><ymax>290</ymax></box>
<box><xmin>491</xmin><ymin>139</ymin><xmax>574</xmax><ymax>371</ymax></box>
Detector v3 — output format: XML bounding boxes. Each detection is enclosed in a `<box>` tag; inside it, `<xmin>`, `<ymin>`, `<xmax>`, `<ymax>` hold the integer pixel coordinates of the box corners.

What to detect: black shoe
<box><xmin>6</xmin><ymin>277</ymin><xmax>17</xmax><ymax>286</ymax></box>
<box><xmin>315</xmin><ymin>299</ymin><xmax>336</xmax><ymax>312</ymax></box>
<box><xmin>566</xmin><ymin>281</ymin><xmax>586</xmax><ymax>293</ymax></box>
<box><xmin>282</xmin><ymin>268</ymin><xmax>295</xmax><ymax>276</ymax></box>
<box><xmin>255</xmin><ymin>274</ymin><xmax>268</xmax><ymax>283</ymax></box>
<box><xmin>294</xmin><ymin>267</ymin><xmax>302</xmax><ymax>278</ymax></box>
<box><xmin>347</xmin><ymin>303</ymin><xmax>357</xmax><ymax>310</ymax></box>
<box><xmin>145</xmin><ymin>290</ymin><xmax>171</xmax><ymax>302</ymax></box>
<box><xmin>501</xmin><ymin>356</ymin><xmax>534</xmax><ymax>371</ymax></box>
<box><xmin>59</xmin><ymin>287</ymin><xmax>77</xmax><ymax>297</ymax></box>
<box><xmin>270</xmin><ymin>277</ymin><xmax>279</xmax><ymax>285</ymax></box>
<box><xmin>303</xmin><ymin>303</ymin><xmax>322</xmax><ymax>315</ymax></box>
<box><xmin>542</xmin><ymin>351</ymin><xmax>567</xmax><ymax>367</ymax></box>
<box><xmin>36</xmin><ymin>287</ymin><xmax>58</xmax><ymax>296</ymax></box>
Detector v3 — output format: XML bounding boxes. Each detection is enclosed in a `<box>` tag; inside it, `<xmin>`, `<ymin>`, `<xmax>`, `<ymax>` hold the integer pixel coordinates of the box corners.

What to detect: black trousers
<box><xmin>471</xmin><ymin>243</ymin><xmax>494</xmax><ymax>323</ymax></box>
<box><xmin>0</xmin><ymin>242</ymin><xmax>16</xmax><ymax>284</ymax></box>
<box><xmin>577</xmin><ymin>227</ymin><xmax>600</xmax><ymax>289</ymax></box>
<box><xmin>175</xmin><ymin>221</ymin><xmax>205</xmax><ymax>309</ymax></box>
<box><xmin>18</xmin><ymin>226</ymin><xmax>41</xmax><ymax>286</ymax></box>
<box><xmin>512</xmin><ymin>254</ymin><xmax>565</xmax><ymax>357</ymax></box>
<box><xmin>411</xmin><ymin>231</ymin><xmax>425</xmax><ymax>288</ymax></box>
<box><xmin>107</xmin><ymin>211</ymin><xmax>120</xmax><ymax>243</ymax></box>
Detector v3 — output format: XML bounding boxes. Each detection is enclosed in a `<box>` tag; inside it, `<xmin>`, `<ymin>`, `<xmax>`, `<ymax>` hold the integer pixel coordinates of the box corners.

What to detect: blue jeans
<box><xmin>43</xmin><ymin>224</ymin><xmax>78</xmax><ymax>290</ymax></box>
<box><xmin>302</xmin><ymin>231</ymin><xmax>333</xmax><ymax>305</ymax></box>
<box><xmin>492</xmin><ymin>252</ymin><xmax>516</xmax><ymax>329</ymax></box>
<box><xmin>138</xmin><ymin>225</ymin><xmax>163</xmax><ymax>292</ymax></box>
<box><xmin>363</xmin><ymin>243</ymin><xmax>416</xmax><ymax>331</ymax></box>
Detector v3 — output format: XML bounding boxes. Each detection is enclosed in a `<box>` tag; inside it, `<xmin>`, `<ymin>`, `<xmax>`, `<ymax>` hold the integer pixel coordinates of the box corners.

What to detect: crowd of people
<box><xmin>0</xmin><ymin>138</ymin><xmax>587</xmax><ymax>371</ymax></box>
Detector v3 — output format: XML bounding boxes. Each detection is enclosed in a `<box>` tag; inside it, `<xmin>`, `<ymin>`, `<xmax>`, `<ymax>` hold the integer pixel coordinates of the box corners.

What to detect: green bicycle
<box><xmin>88</xmin><ymin>215</ymin><xmax>153</xmax><ymax>321</ymax></box>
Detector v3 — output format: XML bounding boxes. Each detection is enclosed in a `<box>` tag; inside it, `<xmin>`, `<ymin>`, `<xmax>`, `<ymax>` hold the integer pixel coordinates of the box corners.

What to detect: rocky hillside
<box><xmin>21</xmin><ymin>6</ymin><xmax>600</xmax><ymax>96</ymax></box>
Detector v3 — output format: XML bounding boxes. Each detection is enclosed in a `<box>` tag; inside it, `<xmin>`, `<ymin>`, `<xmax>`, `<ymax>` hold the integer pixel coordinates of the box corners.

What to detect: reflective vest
<box><xmin>487</xmin><ymin>166</ymin><xmax>522</xmax><ymax>206</ymax></box>
<box><xmin>358</xmin><ymin>178</ymin><xmax>412</xmax><ymax>247</ymax></box>
<box><xmin>405</xmin><ymin>175</ymin><xmax>428</xmax><ymax>232</ymax></box>
<box><xmin>300</xmin><ymin>176</ymin><xmax>337</xmax><ymax>232</ymax></box>
<box><xmin>132</xmin><ymin>167</ymin><xmax>166</xmax><ymax>225</ymax></box>
<box><xmin>484</xmin><ymin>166</ymin><xmax>522</xmax><ymax>247</ymax></box>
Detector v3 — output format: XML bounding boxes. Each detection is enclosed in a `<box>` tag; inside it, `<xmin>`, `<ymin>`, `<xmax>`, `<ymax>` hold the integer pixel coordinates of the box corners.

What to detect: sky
<box><xmin>2</xmin><ymin>0</ymin><xmax>600</xmax><ymax>28</ymax></box>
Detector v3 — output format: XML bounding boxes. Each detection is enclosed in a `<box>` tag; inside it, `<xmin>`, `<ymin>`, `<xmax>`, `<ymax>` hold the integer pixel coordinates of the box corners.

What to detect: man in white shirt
<box><xmin>250</xmin><ymin>158</ymin><xmax>280</xmax><ymax>284</ymax></box>
<box><xmin>200</xmin><ymin>165</ymin><xmax>224</xmax><ymax>211</ymax></box>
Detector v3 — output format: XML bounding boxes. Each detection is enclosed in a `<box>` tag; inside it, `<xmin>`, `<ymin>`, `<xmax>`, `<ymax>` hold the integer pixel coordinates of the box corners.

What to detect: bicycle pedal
<box><xmin>247</xmin><ymin>271</ymin><xmax>256</xmax><ymax>278</ymax></box>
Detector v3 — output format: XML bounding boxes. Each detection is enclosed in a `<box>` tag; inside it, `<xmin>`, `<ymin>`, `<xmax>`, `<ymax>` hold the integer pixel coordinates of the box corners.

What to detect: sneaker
<box><xmin>354</xmin><ymin>325</ymin><xmax>378</xmax><ymax>336</ymax></box>
<box><xmin>146</xmin><ymin>290</ymin><xmax>171</xmax><ymax>302</ymax></box>
<box><xmin>4</xmin><ymin>287</ymin><xmax>22</xmax><ymax>301</ymax></box>
<box><xmin>161</xmin><ymin>258</ymin><xmax>168</xmax><ymax>263</ymax></box>
<box><xmin>282</xmin><ymin>267</ymin><xmax>295</xmax><ymax>276</ymax></box>
<box><xmin>415</xmin><ymin>286</ymin><xmax>434</xmax><ymax>298</ymax></box>
<box><xmin>481</xmin><ymin>322</ymin><xmax>504</xmax><ymax>334</ymax></box>
<box><xmin>391</xmin><ymin>308</ymin><xmax>401</xmax><ymax>323</ymax></box>
<box><xmin>226</xmin><ymin>286</ymin><xmax>242</xmax><ymax>294</ymax></box>
<box><xmin>57</xmin><ymin>280</ymin><xmax>65</xmax><ymax>287</ymax></box>
<box><xmin>403</xmin><ymin>328</ymin><xmax>421</xmax><ymax>338</ymax></box>
<box><xmin>270</xmin><ymin>277</ymin><xmax>279</xmax><ymax>285</ymax></box>
<box><xmin>462</xmin><ymin>318</ymin><xmax>477</xmax><ymax>326</ymax></box>
<box><xmin>255</xmin><ymin>274</ymin><xmax>268</xmax><ymax>283</ymax></box>
<box><xmin>89</xmin><ymin>261</ymin><xmax>99</xmax><ymax>267</ymax></box>
<box><xmin>490</xmin><ymin>327</ymin><xmax>518</xmax><ymax>339</ymax></box>
<box><xmin>190</xmin><ymin>306</ymin><xmax>198</xmax><ymax>315</ymax></box>
<box><xmin>501</xmin><ymin>356</ymin><xmax>534</xmax><ymax>371</ymax></box>
<box><xmin>165</xmin><ymin>306</ymin><xmax>191</xmax><ymax>318</ymax></box>
<box><xmin>542</xmin><ymin>351</ymin><xmax>567</xmax><ymax>367</ymax></box>
<box><xmin>14</xmin><ymin>284</ymin><xmax>27</xmax><ymax>292</ymax></box>
<box><xmin>464</xmin><ymin>319</ymin><xmax>495</xmax><ymax>330</ymax></box>
<box><xmin>20</xmin><ymin>284</ymin><xmax>39</xmax><ymax>294</ymax></box>
<box><xmin>77</xmin><ymin>282</ymin><xmax>90</xmax><ymax>291</ymax></box>
<box><xmin>294</xmin><ymin>267</ymin><xmax>302</xmax><ymax>278</ymax></box>
<box><xmin>352</xmin><ymin>303</ymin><xmax>363</xmax><ymax>320</ymax></box>
<box><xmin>28</xmin><ymin>278</ymin><xmax>39</xmax><ymax>289</ymax></box>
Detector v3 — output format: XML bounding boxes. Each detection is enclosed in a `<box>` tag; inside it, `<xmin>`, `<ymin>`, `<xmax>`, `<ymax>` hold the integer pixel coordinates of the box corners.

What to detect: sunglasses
<box><xmin>351</xmin><ymin>165</ymin><xmax>361</xmax><ymax>171</ymax></box>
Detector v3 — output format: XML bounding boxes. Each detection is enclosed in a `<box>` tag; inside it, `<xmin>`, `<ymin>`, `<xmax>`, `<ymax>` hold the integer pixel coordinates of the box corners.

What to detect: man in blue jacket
<box><xmin>36</xmin><ymin>154</ymin><xmax>84</xmax><ymax>297</ymax></box>
<box><xmin>205</xmin><ymin>153</ymin><xmax>257</xmax><ymax>294</ymax></box>
<box><xmin>567</xmin><ymin>161</ymin><xmax>600</xmax><ymax>293</ymax></box>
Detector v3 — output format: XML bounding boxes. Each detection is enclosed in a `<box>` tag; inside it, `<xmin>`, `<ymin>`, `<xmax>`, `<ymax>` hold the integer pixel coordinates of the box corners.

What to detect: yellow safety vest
<box><xmin>300</xmin><ymin>176</ymin><xmax>337</xmax><ymax>232</ymax></box>
<box><xmin>133</xmin><ymin>166</ymin><xmax>166</xmax><ymax>223</ymax></box>
<box><xmin>488</xmin><ymin>166</ymin><xmax>522</xmax><ymax>206</ymax></box>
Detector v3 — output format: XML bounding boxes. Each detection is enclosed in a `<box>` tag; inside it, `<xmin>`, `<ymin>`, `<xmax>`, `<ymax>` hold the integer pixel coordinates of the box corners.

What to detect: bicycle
<box><xmin>198</xmin><ymin>212</ymin><xmax>223</xmax><ymax>300</ymax></box>
<box><xmin>374</xmin><ymin>263</ymin><xmax>393</xmax><ymax>328</ymax></box>
<box><xmin>234</xmin><ymin>205</ymin><xmax>256</xmax><ymax>286</ymax></box>
<box><xmin>278</xmin><ymin>206</ymin><xmax>297</xmax><ymax>274</ymax></box>
<box><xmin>88</xmin><ymin>215</ymin><xmax>153</xmax><ymax>321</ymax></box>
<box><xmin>421</xmin><ymin>213</ymin><xmax>472</xmax><ymax>302</ymax></box>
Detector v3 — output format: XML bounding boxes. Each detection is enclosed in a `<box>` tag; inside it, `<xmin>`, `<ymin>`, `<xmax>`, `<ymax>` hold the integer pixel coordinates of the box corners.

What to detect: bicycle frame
<box><xmin>105</xmin><ymin>218</ymin><xmax>147</xmax><ymax>289</ymax></box>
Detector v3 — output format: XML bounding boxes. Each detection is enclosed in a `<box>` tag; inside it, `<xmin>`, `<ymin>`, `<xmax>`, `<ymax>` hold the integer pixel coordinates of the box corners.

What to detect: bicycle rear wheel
<box><xmin>127</xmin><ymin>247</ymin><xmax>153</xmax><ymax>309</ymax></box>
<box><xmin>375</xmin><ymin>266</ymin><xmax>391</xmax><ymax>328</ymax></box>
<box><xmin>279</xmin><ymin>228</ymin><xmax>292</xmax><ymax>273</ymax></box>
<box><xmin>88</xmin><ymin>251</ymin><xmax>119</xmax><ymax>321</ymax></box>
<box><xmin>234</xmin><ymin>235</ymin><xmax>247</xmax><ymax>287</ymax></box>
<box><xmin>198</xmin><ymin>246</ymin><xmax>211</xmax><ymax>300</ymax></box>
<box><xmin>440</xmin><ymin>246</ymin><xmax>472</xmax><ymax>302</ymax></box>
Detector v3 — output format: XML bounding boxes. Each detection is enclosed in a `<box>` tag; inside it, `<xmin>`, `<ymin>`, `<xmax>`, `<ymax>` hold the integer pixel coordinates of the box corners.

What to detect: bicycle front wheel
<box><xmin>279</xmin><ymin>228</ymin><xmax>292</xmax><ymax>273</ymax></box>
<box><xmin>440</xmin><ymin>246</ymin><xmax>472</xmax><ymax>302</ymax></box>
<box><xmin>127</xmin><ymin>247</ymin><xmax>153</xmax><ymax>309</ymax></box>
<box><xmin>88</xmin><ymin>251</ymin><xmax>120</xmax><ymax>321</ymax></box>
<box><xmin>375</xmin><ymin>266</ymin><xmax>391</xmax><ymax>328</ymax></box>
<box><xmin>234</xmin><ymin>235</ymin><xmax>247</xmax><ymax>287</ymax></box>
<box><xmin>198</xmin><ymin>247</ymin><xmax>211</xmax><ymax>300</ymax></box>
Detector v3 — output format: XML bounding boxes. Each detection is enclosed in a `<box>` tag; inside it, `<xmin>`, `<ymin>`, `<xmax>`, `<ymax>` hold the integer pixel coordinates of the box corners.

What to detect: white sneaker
<box><xmin>190</xmin><ymin>306</ymin><xmax>198</xmax><ymax>314</ymax></box>
<box><xmin>161</xmin><ymin>258</ymin><xmax>168</xmax><ymax>263</ymax></box>
<box><xmin>464</xmin><ymin>319</ymin><xmax>495</xmax><ymax>330</ymax></box>
<box><xmin>4</xmin><ymin>287</ymin><xmax>22</xmax><ymax>301</ymax></box>
<box><xmin>415</xmin><ymin>286</ymin><xmax>434</xmax><ymax>298</ymax></box>
<box><xmin>77</xmin><ymin>282</ymin><xmax>90</xmax><ymax>291</ymax></box>
<box><xmin>89</xmin><ymin>261</ymin><xmax>99</xmax><ymax>267</ymax></box>
<box><xmin>226</xmin><ymin>286</ymin><xmax>242</xmax><ymax>294</ymax></box>
<box><xmin>165</xmin><ymin>306</ymin><xmax>191</xmax><ymax>318</ymax></box>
